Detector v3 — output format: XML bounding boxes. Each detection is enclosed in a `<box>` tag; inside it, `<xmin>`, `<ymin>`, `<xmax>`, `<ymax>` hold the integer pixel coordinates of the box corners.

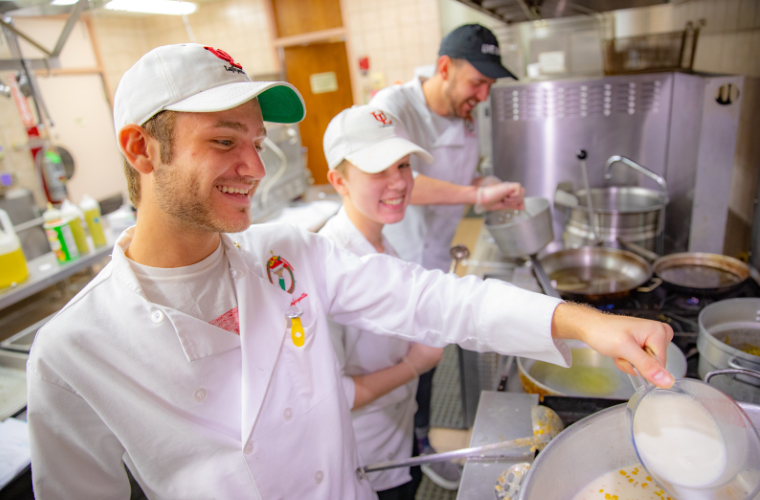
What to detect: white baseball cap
<box><xmin>113</xmin><ymin>43</ymin><xmax>305</xmax><ymax>134</ymax></box>
<box><xmin>323</xmin><ymin>105</ymin><xmax>433</xmax><ymax>174</ymax></box>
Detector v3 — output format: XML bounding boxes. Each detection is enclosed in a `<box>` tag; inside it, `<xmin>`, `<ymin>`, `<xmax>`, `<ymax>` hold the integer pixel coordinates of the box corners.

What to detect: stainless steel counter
<box><xmin>457</xmin><ymin>392</ymin><xmax>539</xmax><ymax>500</ymax></box>
<box><xmin>0</xmin><ymin>235</ymin><xmax>114</xmax><ymax>312</ymax></box>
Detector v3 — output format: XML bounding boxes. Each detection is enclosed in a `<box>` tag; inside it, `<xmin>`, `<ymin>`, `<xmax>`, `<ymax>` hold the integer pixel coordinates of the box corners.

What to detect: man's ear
<box><xmin>327</xmin><ymin>169</ymin><xmax>350</xmax><ymax>197</ymax></box>
<box><xmin>118</xmin><ymin>125</ymin><xmax>156</xmax><ymax>175</ymax></box>
<box><xmin>437</xmin><ymin>55</ymin><xmax>452</xmax><ymax>81</ymax></box>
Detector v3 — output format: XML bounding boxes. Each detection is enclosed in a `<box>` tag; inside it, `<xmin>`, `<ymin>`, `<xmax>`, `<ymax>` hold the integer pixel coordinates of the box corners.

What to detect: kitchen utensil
<box><xmin>518</xmin><ymin>341</ymin><xmax>686</xmax><ymax>400</ymax></box>
<box><xmin>577</xmin><ymin>150</ymin><xmax>599</xmax><ymax>244</ymax></box>
<box><xmin>495</xmin><ymin>462</ymin><xmax>531</xmax><ymax>500</ymax></box>
<box><xmin>485</xmin><ymin>197</ymin><xmax>553</xmax><ymax>259</ymax></box>
<box><xmin>357</xmin><ymin>405</ymin><xmax>564</xmax><ymax>477</ymax></box>
<box><xmin>0</xmin><ymin>208</ymin><xmax>29</xmax><ymax>289</ymax></box>
<box><xmin>627</xmin><ymin>370</ymin><xmax>760</xmax><ymax>500</ymax></box>
<box><xmin>654</xmin><ymin>252</ymin><xmax>750</xmax><ymax>295</ymax></box>
<box><xmin>538</xmin><ymin>246</ymin><xmax>654</xmax><ymax>302</ymax></box>
<box><xmin>449</xmin><ymin>245</ymin><xmax>470</xmax><ymax>274</ymax></box>
<box><xmin>699</xmin><ymin>298</ymin><xmax>760</xmax><ymax>404</ymax></box>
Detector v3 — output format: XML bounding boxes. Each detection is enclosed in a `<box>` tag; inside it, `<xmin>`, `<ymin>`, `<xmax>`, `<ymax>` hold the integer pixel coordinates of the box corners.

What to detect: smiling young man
<box><xmin>369</xmin><ymin>23</ymin><xmax>521</xmax><ymax>489</ymax></box>
<box><xmin>27</xmin><ymin>44</ymin><xmax>675</xmax><ymax>500</ymax></box>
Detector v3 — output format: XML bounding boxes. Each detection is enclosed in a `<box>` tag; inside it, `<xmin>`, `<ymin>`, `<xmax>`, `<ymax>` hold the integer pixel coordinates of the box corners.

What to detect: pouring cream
<box><xmin>632</xmin><ymin>391</ymin><xmax>727</xmax><ymax>489</ymax></box>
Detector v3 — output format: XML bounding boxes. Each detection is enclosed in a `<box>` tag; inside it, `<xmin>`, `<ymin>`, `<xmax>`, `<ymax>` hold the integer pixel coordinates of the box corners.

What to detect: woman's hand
<box><xmin>551</xmin><ymin>303</ymin><xmax>675</xmax><ymax>388</ymax></box>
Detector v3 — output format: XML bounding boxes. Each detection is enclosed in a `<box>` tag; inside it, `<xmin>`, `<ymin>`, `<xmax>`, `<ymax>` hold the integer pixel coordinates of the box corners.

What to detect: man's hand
<box><xmin>477</xmin><ymin>181</ymin><xmax>525</xmax><ymax>211</ymax></box>
<box><xmin>551</xmin><ymin>303</ymin><xmax>675</xmax><ymax>389</ymax></box>
<box><xmin>406</xmin><ymin>343</ymin><xmax>444</xmax><ymax>375</ymax></box>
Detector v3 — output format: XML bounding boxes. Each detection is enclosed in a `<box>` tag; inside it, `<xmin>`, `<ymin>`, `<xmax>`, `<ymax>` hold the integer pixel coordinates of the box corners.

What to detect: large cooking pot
<box><xmin>699</xmin><ymin>298</ymin><xmax>760</xmax><ymax>403</ymax></box>
<box><xmin>518</xmin><ymin>342</ymin><xmax>687</xmax><ymax>400</ymax></box>
<box><xmin>518</xmin><ymin>400</ymin><xmax>760</xmax><ymax>500</ymax></box>
<box><xmin>538</xmin><ymin>246</ymin><xmax>654</xmax><ymax>302</ymax></box>
<box><xmin>564</xmin><ymin>186</ymin><xmax>666</xmax><ymax>251</ymax></box>
<box><xmin>485</xmin><ymin>197</ymin><xmax>553</xmax><ymax>258</ymax></box>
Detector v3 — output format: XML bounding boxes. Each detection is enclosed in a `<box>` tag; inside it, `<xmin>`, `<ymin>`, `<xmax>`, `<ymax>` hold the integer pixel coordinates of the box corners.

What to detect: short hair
<box><xmin>435</xmin><ymin>56</ymin><xmax>467</xmax><ymax>74</ymax></box>
<box><xmin>122</xmin><ymin>110</ymin><xmax>177</xmax><ymax>207</ymax></box>
<box><xmin>333</xmin><ymin>159</ymin><xmax>350</xmax><ymax>178</ymax></box>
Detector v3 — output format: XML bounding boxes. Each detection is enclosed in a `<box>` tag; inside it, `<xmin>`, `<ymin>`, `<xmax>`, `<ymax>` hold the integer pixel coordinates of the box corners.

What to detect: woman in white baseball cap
<box><xmin>319</xmin><ymin>105</ymin><xmax>441</xmax><ymax>499</ymax></box>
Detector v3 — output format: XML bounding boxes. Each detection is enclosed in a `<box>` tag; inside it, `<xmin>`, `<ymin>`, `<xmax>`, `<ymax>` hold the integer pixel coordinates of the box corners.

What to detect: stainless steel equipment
<box><xmin>517</xmin><ymin>401</ymin><xmax>760</xmax><ymax>500</ymax></box>
<box><xmin>537</xmin><ymin>246</ymin><xmax>653</xmax><ymax>301</ymax></box>
<box><xmin>490</xmin><ymin>72</ymin><xmax>743</xmax><ymax>255</ymax></box>
<box><xmin>485</xmin><ymin>197</ymin><xmax>554</xmax><ymax>258</ymax></box>
<box><xmin>0</xmin><ymin>349</ymin><xmax>28</xmax><ymax>420</ymax></box>
<box><xmin>698</xmin><ymin>298</ymin><xmax>760</xmax><ymax>403</ymax></box>
<box><xmin>564</xmin><ymin>186</ymin><xmax>666</xmax><ymax>251</ymax></box>
<box><xmin>654</xmin><ymin>252</ymin><xmax>750</xmax><ymax>294</ymax></box>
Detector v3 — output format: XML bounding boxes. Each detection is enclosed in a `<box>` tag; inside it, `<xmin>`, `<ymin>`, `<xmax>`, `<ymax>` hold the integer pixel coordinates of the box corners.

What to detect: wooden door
<box><xmin>283</xmin><ymin>41</ymin><xmax>354</xmax><ymax>185</ymax></box>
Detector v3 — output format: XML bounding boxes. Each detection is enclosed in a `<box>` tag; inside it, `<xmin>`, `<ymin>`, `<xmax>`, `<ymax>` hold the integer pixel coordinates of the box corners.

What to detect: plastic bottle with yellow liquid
<box><xmin>0</xmin><ymin>208</ymin><xmax>29</xmax><ymax>289</ymax></box>
<box><xmin>79</xmin><ymin>195</ymin><xmax>107</xmax><ymax>248</ymax></box>
<box><xmin>61</xmin><ymin>199</ymin><xmax>89</xmax><ymax>256</ymax></box>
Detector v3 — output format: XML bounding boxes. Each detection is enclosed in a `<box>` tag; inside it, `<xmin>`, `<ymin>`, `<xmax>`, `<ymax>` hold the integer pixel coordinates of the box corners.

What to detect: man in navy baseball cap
<box><xmin>438</xmin><ymin>24</ymin><xmax>517</xmax><ymax>80</ymax></box>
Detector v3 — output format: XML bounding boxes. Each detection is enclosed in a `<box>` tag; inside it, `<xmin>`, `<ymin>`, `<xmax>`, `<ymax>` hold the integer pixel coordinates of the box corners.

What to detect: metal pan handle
<box><xmin>636</xmin><ymin>277</ymin><xmax>662</xmax><ymax>293</ymax></box>
<box><xmin>706</xmin><ymin>365</ymin><xmax>760</xmax><ymax>385</ymax></box>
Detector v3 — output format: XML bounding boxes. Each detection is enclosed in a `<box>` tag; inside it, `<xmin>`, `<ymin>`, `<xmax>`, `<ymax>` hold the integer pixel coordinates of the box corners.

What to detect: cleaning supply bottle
<box><xmin>60</xmin><ymin>199</ymin><xmax>89</xmax><ymax>256</ymax></box>
<box><xmin>79</xmin><ymin>195</ymin><xmax>107</xmax><ymax>247</ymax></box>
<box><xmin>0</xmin><ymin>208</ymin><xmax>29</xmax><ymax>288</ymax></box>
<box><xmin>43</xmin><ymin>203</ymin><xmax>79</xmax><ymax>263</ymax></box>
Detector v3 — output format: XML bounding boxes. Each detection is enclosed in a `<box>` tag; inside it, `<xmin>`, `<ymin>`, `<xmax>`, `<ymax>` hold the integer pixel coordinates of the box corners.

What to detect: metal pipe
<box><xmin>0</xmin><ymin>19</ymin><xmax>51</xmax><ymax>57</ymax></box>
<box><xmin>604</xmin><ymin>155</ymin><xmax>667</xmax><ymax>194</ymax></box>
<box><xmin>51</xmin><ymin>0</ymin><xmax>87</xmax><ymax>58</ymax></box>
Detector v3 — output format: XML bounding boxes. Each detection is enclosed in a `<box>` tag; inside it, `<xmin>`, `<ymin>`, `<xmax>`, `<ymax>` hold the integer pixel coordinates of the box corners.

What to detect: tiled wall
<box><xmin>342</xmin><ymin>0</ymin><xmax>442</xmax><ymax>102</ymax></box>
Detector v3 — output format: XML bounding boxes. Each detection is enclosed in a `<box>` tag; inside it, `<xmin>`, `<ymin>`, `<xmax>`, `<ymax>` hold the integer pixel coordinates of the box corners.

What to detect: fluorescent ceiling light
<box><xmin>104</xmin><ymin>0</ymin><xmax>198</xmax><ymax>15</ymax></box>
<box><xmin>51</xmin><ymin>0</ymin><xmax>80</xmax><ymax>5</ymax></box>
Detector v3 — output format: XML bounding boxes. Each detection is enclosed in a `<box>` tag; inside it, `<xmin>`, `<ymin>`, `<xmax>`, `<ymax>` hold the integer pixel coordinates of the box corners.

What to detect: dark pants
<box><xmin>377</xmin><ymin>438</ymin><xmax>422</xmax><ymax>500</ymax></box>
<box><xmin>414</xmin><ymin>367</ymin><xmax>435</xmax><ymax>440</ymax></box>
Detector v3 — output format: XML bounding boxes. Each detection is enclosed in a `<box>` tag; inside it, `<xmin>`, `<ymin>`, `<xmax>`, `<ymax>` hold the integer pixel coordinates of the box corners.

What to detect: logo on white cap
<box><xmin>370</xmin><ymin>111</ymin><xmax>393</xmax><ymax>127</ymax></box>
<box><xmin>204</xmin><ymin>46</ymin><xmax>245</xmax><ymax>74</ymax></box>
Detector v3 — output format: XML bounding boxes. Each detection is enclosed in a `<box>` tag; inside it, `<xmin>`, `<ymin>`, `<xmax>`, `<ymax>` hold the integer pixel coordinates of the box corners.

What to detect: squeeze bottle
<box><xmin>61</xmin><ymin>199</ymin><xmax>89</xmax><ymax>255</ymax></box>
<box><xmin>79</xmin><ymin>195</ymin><xmax>107</xmax><ymax>247</ymax></box>
<box><xmin>0</xmin><ymin>208</ymin><xmax>29</xmax><ymax>288</ymax></box>
<box><xmin>43</xmin><ymin>203</ymin><xmax>79</xmax><ymax>263</ymax></box>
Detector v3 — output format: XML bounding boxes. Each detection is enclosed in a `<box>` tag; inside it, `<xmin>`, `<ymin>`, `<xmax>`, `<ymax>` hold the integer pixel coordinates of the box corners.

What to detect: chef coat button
<box><xmin>150</xmin><ymin>310</ymin><xmax>164</xmax><ymax>323</ymax></box>
<box><xmin>230</xmin><ymin>268</ymin><xmax>238</xmax><ymax>278</ymax></box>
<box><xmin>283</xmin><ymin>407</ymin><xmax>293</xmax><ymax>421</ymax></box>
<box><xmin>314</xmin><ymin>470</ymin><xmax>324</xmax><ymax>484</ymax></box>
<box><xmin>244</xmin><ymin>442</ymin><xmax>254</xmax><ymax>455</ymax></box>
<box><xmin>194</xmin><ymin>389</ymin><xmax>206</xmax><ymax>401</ymax></box>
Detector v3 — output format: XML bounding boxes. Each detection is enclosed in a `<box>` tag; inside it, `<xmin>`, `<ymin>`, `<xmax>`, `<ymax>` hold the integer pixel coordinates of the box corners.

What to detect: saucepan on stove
<box><xmin>699</xmin><ymin>298</ymin><xmax>760</xmax><ymax>404</ymax></box>
<box><xmin>517</xmin><ymin>340</ymin><xmax>687</xmax><ymax>400</ymax></box>
<box><xmin>536</xmin><ymin>246</ymin><xmax>660</xmax><ymax>302</ymax></box>
<box><xmin>618</xmin><ymin>240</ymin><xmax>751</xmax><ymax>295</ymax></box>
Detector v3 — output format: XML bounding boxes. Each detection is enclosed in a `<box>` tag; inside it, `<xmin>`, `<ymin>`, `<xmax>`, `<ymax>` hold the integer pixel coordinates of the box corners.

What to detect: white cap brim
<box><xmin>344</xmin><ymin>137</ymin><xmax>433</xmax><ymax>174</ymax></box>
<box><xmin>164</xmin><ymin>80</ymin><xmax>305</xmax><ymax>124</ymax></box>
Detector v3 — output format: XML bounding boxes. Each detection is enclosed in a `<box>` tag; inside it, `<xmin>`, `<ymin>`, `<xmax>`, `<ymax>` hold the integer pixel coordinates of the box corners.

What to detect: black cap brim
<box><xmin>470</xmin><ymin>59</ymin><xmax>518</xmax><ymax>80</ymax></box>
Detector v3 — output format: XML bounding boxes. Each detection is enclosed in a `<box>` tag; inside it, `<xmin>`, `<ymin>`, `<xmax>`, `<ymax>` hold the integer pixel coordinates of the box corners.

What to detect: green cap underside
<box><xmin>258</xmin><ymin>86</ymin><xmax>305</xmax><ymax>124</ymax></box>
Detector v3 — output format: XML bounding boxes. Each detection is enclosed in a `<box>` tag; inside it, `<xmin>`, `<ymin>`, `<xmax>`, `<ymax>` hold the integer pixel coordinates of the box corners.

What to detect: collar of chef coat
<box><xmin>113</xmin><ymin>226</ymin><xmax>294</xmax><ymax>444</ymax></box>
<box><xmin>325</xmin><ymin>207</ymin><xmax>397</xmax><ymax>258</ymax></box>
<box><xmin>410</xmin><ymin>76</ymin><xmax>467</xmax><ymax>149</ymax></box>
<box><xmin>111</xmin><ymin>226</ymin><xmax>292</xmax><ymax>363</ymax></box>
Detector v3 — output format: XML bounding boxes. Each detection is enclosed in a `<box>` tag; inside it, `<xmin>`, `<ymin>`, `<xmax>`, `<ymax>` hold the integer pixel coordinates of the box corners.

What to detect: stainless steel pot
<box><xmin>517</xmin><ymin>342</ymin><xmax>687</xmax><ymax>400</ymax></box>
<box><xmin>564</xmin><ymin>186</ymin><xmax>666</xmax><ymax>251</ymax></box>
<box><xmin>518</xmin><ymin>401</ymin><xmax>760</xmax><ymax>500</ymax></box>
<box><xmin>699</xmin><ymin>298</ymin><xmax>760</xmax><ymax>403</ymax></box>
<box><xmin>485</xmin><ymin>197</ymin><xmax>554</xmax><ymax>258</ymax></box>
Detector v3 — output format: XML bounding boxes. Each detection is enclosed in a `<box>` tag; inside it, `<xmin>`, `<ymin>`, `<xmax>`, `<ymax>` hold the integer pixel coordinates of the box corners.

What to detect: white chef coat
<box><xmin>320</xmin><ymin>207</ymin><xmax>417</xmax><ymax>492</ymax></box>
<box><xmin>370</xmin><ymin>76</ymin><xmax>480</xmax><ymax>272</ymax></box>
<box><xmin>27</xmin><ymin>222</ymin><xmax>569</xmax><ymax>500</ymax></box>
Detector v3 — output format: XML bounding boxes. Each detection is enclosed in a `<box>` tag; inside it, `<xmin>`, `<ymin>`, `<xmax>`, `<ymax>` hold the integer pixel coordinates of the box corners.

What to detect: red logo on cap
<box><xmin>371</xmin><ymin>111</ymin><xmax>393</xmax><ymax>126</ymax></box>
<box><xmin>204</xmin><ymin>46</ymin><xmax>243</xmax><ymax>70</ymax></box>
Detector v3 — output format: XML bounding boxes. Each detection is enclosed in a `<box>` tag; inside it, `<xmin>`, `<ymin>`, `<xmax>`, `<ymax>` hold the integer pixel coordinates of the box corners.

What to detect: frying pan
<box><xmin>618</xmin><ymin>239</ymin><xmax>750</xmax><ymax>295</ymax></box>
<box><xmin>537</xmin><ymin>246</ymin><xmax>655</xmax><ymax>302</ymax></box>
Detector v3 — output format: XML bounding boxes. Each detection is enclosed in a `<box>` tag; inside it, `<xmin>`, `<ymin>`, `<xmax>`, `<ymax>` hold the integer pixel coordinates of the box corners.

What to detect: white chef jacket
<box><xmin>27</xmin><ymin>222</ymin><xmax>569</xmax><ymax>500</ymax></box>
<box><xmin>320</xmin><ymin>207</ymin><xmax>417</xmax><ymax>492</ymax></box>
<box><xmin>370</xmin><ymin>76</ymin><xmax>480</xmax><ymax>272</ymax></box>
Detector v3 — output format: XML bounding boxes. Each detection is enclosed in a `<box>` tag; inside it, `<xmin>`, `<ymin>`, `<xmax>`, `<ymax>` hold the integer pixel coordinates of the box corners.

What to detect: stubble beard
<box><xmin>153</xmin><ymin>161</ymin><xmax>253</xmax><ymax>234</ymax></box>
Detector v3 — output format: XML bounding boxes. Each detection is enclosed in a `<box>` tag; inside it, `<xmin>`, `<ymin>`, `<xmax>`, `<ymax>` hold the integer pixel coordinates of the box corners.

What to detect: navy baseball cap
<box><xmin>439</xmin><ymin>24</ymin><xmax>517</xmax><ymax>80</ymax></box>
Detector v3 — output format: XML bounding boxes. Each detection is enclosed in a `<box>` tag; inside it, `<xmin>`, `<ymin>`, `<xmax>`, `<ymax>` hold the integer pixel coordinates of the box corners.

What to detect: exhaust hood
<box><xmin>455</xmin><ymin>0</ymin><xmax>669</xmax><ymax>23</ymax></box>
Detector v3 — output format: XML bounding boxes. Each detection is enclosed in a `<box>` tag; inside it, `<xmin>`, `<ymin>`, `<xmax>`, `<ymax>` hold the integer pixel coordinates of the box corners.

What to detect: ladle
<box><xmin>356</xmin><ymin>405</ymin><xmax>564</xmax><ymax>478</ymax></box>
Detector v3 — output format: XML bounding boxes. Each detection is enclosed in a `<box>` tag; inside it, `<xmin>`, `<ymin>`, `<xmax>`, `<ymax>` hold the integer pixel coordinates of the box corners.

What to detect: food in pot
<box><xmin>571</xmin><ymin>464</ymin><xmax>674</xmax><ymax>500</ymax></box>
<box><xmin>722</xmin><ymin>333</ymin><xmax>760</xmax><ymax>356</ymax></box>
<box><xmin>528</xmin><ymin>348</ymin><xmax>621</xmax><ymax>397</ymax></box>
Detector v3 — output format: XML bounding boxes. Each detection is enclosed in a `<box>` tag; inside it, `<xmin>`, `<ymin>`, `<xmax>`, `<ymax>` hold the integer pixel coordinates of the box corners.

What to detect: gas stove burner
<box><xmin>668</xmin><ymin>294</ymin><xmax>708</xmax><ymax>311</ymax></box>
